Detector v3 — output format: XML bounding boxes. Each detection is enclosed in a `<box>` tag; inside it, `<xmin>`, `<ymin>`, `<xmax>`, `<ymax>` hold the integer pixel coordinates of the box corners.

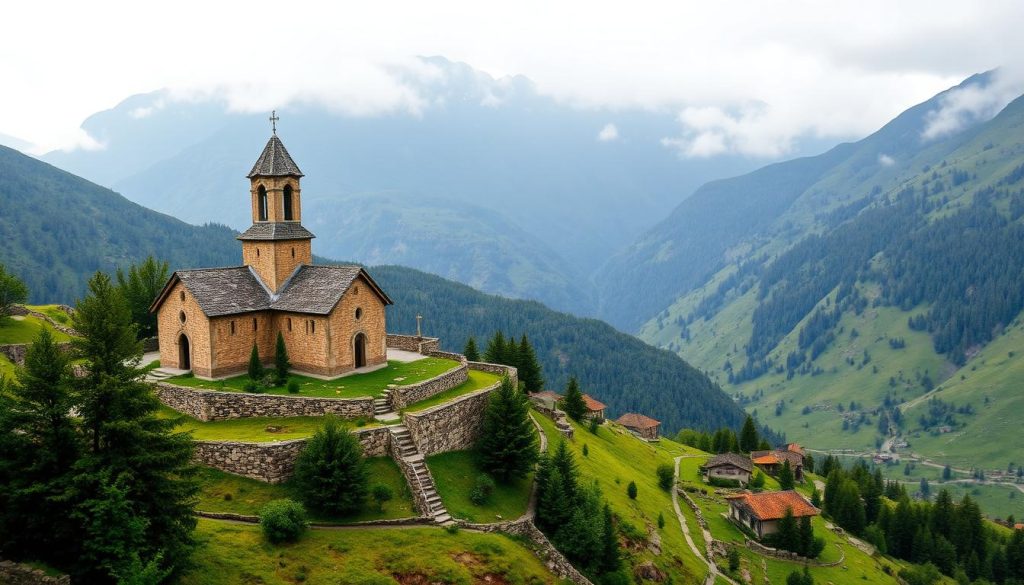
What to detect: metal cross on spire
<box><xmin>269</xmin><ymin>110</ymin><xmax>279</xmax><ymax>135</ymax></box>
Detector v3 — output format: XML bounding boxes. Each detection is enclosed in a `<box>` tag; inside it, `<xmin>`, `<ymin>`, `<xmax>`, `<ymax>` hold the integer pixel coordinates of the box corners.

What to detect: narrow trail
<box><xmin>673</xmin><ymin>456</ymin><xmax>741</xmax><ymax>585</ymax></box>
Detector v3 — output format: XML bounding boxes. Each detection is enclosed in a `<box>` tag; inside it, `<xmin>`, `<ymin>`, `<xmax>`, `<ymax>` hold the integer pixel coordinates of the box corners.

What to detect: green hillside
<box><xmin>0</xmin><ymin>145</ymin><xmax>241</xmax><ymax>304</ymax></box>
<box><xmin>631</xmin><ymin>74</ymin><xmax>1024</xmax><ymax>519</ymax></box>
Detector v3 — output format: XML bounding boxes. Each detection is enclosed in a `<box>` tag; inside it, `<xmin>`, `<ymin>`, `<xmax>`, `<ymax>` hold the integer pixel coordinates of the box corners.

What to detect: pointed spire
<box><xmin>247</xmin><ymin>134</ymin><xmax>304</xmax><ymax>178</ymax></box>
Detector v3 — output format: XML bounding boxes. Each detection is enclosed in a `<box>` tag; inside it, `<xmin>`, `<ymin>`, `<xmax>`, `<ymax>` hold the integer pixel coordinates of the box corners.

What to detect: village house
<box><xmin>616</xmin><ymin>413</ymin><xmax>661</xmax><ymax>440</ymax></box>
<box><xmin>703</xmin><ymin>453</ymin><xmax>754</xmax><ymax>485</ymax></box>
<box><xmin>726</xmin><ymin>490</ymin><xmax>819</xmax><ymax>539</ymax></box>
<box><xmin>150</xmin><ymin>128</ymin><xmax>392</xmax><ymax>379</ymax></box>
<box><xmin>751</xmin><ymin>447</ymin><xmax>805</xmax><ymax>481</ymax></box>
<box><xmin>528</xmin><ymin>391</ymin><xmax>606</xmax><ymax>420</ymax></box>
<box><xmin>583</xmin><ymin>395</ymin><xmax>607</xmax><ymax>420</ymax></box>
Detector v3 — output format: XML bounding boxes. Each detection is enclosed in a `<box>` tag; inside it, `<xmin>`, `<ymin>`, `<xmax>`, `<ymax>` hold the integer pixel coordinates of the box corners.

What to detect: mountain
<box><xmin>2</xmin><ymin>144</ymin><xmax>748</xmax><ymax>435</ymax></box>
<box><xmin>0</xmin><ymin>144</ymin><xmax>240</xmax><ymax>303</ymax></box>
<box><xmin>614</xmin><ymin>71</ymin><xmax>1024</xmax><ymax>474</ymax></box>
<box><xmin>39</xmin><ymin>57</ymin><xmax>830</xmax><ymax>314</ymax></box>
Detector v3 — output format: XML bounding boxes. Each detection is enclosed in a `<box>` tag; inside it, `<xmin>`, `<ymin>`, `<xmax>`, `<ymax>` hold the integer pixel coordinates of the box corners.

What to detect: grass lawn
<box><xmin>403</xmin><ymin>370</ymin><xmax>501</xmax><ymax>412</ymax></box>
<box><xmin>0</xmin><ymin>314</ymin><xmax>72</xmax><ymax>344</ymax></box>
<box><xmin>24</xmin><ymin>304</ymin><xmax>72</xmax><ymax>325</ymax></box>
<box><xmin>182</xmin><ymin>518</ymin><xmax>562</xmax><ymax>584</ymax></box>
<box><xmin>157</xmin><ymin>404</ymin><xmax>335</xmax><ymax>442</ymax></box>
<box><xmin>195</xmin><ymin>461</ymin><xmax>416</xmax><ymax>523</ymax></box>
<box><xmin>0</xmin><ymin>354</ymin><xmax>16</xmax><ymax>381</ymax></box>
<box><xmin>426</xmin><ymin>450</ymin><xmax>532</xmax><ymax>523</ymax></box>
<box><xmin>167</xmin><ymin>358</ymin><xmax>460</xmax><ymax>399</ymax></box>
<box><xmin>533</xmin><ymin>411</ymin><xmax>707</xmax><ymax>583</ymax></box>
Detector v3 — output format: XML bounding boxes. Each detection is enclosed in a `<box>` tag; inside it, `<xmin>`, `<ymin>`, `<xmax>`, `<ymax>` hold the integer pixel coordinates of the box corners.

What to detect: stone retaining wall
<box><xmin>193</xmin><ymin>426</ymin><xmax>391</xmax><ymax>483</ymax></box>
<box><xmin>403</xmin><ymin>386</ymin><xmax>495</xmax><ymax>457</ymax></box>
<box><xmin>0</xmin><ymin>560</ymin><xmax>70</xmax><ymax>585</ymax></box>
<box><xmin>154</xmin><ymin>382</ymin><xmax>374</xmax><ymax>421</ymax></box>
<box><xmin>457</xmin><ymin>518</ymin><xmax>592</xmax><ymax>585</ymax></box>
<box><xmin>389</xmin><ymin>364</ymin><xmax>469</xmax><ymax>410</ymax></box>
<box><xmin>468</xmin><ymin>361</ymin><xmax>518</xmax><ymax>384</ymax></box>
<box><xmin>426</xmin><ymin>350</ymin><xmax>466</xmax><ymax>362</ymax></box>
<box><xmin>0</xmin><ymin>342</ymin><xmax>74</xmax><ymax>367</ymax></box>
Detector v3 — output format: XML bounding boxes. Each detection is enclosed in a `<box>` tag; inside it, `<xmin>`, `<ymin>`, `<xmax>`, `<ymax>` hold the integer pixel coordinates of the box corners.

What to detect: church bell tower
<box><xmin>238</xmin><ymin>112</ymin><xmax>315</xmax><ymax>293</ymax></box>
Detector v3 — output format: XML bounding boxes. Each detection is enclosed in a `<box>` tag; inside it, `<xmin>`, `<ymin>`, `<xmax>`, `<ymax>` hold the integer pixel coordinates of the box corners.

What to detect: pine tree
<box><xmin>798</xmin><ymin>516</ymin><xmax>815</xmax><ymax>557</ymax></box>
<box><xmin>516</xmin><ymin>334</ymin><xmax>544</xmax><ymax>392</ymax></box>
<box><xmin>0</xmin><ymin>263</ymin><xmax>29</xmax><ymax>320</ymax></box>
<box><xmin>627</xmin><ymin>481</ymin><xmax>638</xmax><ymax>499</ymax></box>
<box><xmin>774</xmin><ymin>507</ymin><xmax>799</xmax><ymax>553</ymax></box>
<box><xmin>779</xmin><ymin>459</ymin><xmax>795</xmax><ymax>490</ymax></box>
<box><xmin>600</xmin><ymin>503</ymin><xmax>620</xmax><ymax>572</ymax></box>
<box><xmin>69</xmin><ymin>271</ymin><xmax>197</xmax><ymax>580</ymax></box>
<box><xmin>484</xmin><ymin>331</ymin><xmax>508</xmax><ymax>364</ymax></box>
<box><xmin>274</xmin><ymin>332</ymin><xmax>290</xmax><ymax>385</ymax></box>
<box><xmin>476</xmin><ymin>376</ymin><xmax>538</xmax><ymax>482</ymax></box>
<box><xmin>292</xmin><ymin>416</ymin><xmax>368</xmax><ymax>515</ymax></box>
<box><xmin>115</xmin><ymin>256</ymin><xmax>169</xmax><ymax>339</ymax></box>
<box><xmin>739</xmin><ymin>414</ymin><xmax>759</xmax><ymax>452</ymax></box>
<box><xmin>551</xmin><ymin>441</ymin><xmax>580</xmax><ymax>505</ymax></box>
<box><xmin>247</xmin><ymin>343</ymin><xmax>263</xmax><ymax>381</ymax></box>
<box><xmin>562</xmin><ymin>376</ymin><xmax>587</xmax><ymax>421</ymax></box>
<box><xmin>463</xmin><ymin>337</ymin><xmax>481</xmax><ymax>362</ymax></box>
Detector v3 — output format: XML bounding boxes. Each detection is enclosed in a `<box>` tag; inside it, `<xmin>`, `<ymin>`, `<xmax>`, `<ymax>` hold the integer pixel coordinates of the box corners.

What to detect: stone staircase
<box><xmin>390</xmin><ymin>425</ymin><xmax>451</xmax><ymax>524</ymax></box>
<box><xmin>373</xmin><ymin>389</ymin><xmax>393</xmax><ymax>416</ymax></box>
<box><xmin>146</xmin><ymin>367</ymin><xmax>183</xmax><ymax>382</ymax></box>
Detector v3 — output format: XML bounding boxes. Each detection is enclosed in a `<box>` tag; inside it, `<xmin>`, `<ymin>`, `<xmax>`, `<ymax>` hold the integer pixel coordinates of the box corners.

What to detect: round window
<box><xmin>355</xmin><ymin>307</ymin><xmax>363</xmax><ymax>320</ymax></box>
<box><xmin>179</xmin><ymin>311</ymin><xmax>187</xmax><ymax>324</ymax></box>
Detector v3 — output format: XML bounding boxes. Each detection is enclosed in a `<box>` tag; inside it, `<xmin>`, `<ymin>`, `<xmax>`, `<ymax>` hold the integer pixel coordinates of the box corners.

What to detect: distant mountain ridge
<box><xmin>39</xmin><ymin>56</ymin><xmax>832</xmax><ymax>315</ymax></box>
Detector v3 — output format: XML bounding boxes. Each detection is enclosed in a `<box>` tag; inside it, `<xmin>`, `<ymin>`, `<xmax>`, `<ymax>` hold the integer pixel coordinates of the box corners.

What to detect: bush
<box><xmin>727</xmin><ymin>546</ymin><xmax>741</xmax><ymax>572</ymax></box>
<box><xmin>292</xmin><ymin>416</ymin><xmax>368</xmax><ymax>516</ymax></box>
<box><xmin>657</xmin><ymin>511</ymin><xmax>665</xmax><ymax>529</ymax></box>
<box><xmin>287</xmin><ymin>380</ymin><xmax>300</xmax><ymax>394</ymax></box>
<box><xmin>709</xmin><ymin>477</ymin><xmax>741</xmax><ymax>488</ymax></box>
<box><xmin>469</xmin><ymin>474</ymin><xmax>496</xmax><ymax>505</ymax></box>
<box><xmin>371</xmin><ymin>484</ymin><xmax>394</xmax><ymax>512</ymax></box>
<box><xmin>627</xmin><ymin>481</ymin><xmax>638</xmax><ymax>499</ymax></box>
<box><xmin>750</xmin><ymin>471</ymin><xmax>766</xmax><ymax>489</ymax></box>
<box><xmin>260</xmin><ymin>499</ymin><xmax>308</xmax><ymax>544</ymax></box>
<box><xmin>243</xmin><ymin>381</ymin><xmax>259</xmax><ymax>393</ymax></box>
<box><xmin>657</xmin><ymin>463</ymin><xmax>674</xmax><ymax>491</ymax></box>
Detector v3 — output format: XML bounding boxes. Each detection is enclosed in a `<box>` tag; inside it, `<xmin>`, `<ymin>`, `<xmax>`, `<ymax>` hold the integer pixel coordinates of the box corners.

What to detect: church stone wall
<box><xmin>157</xmin><ymin>282</ymin><xmax>214</xmax><ymax>376</ymax></box>
<box><xmin>389</xmin><ymin>363</ymin><xmax>469</xmax><ymax>410</ymax></box>
<box><xmin>208</xmin><ymin>312</ymin><xmax>275</xmax><ymax>379</ymax></box>
<box><xmin>386</xmin><ymin>334</ymin><xmax>441</xmax><ymax>354</ymax></box>
<box><xmin>192</xmin><ymin>426</ymin><xmax>390</xmax><ymax>483</ymax></box>
<box><xmin>402</xmin><ymin>386</ymin><xmax>496</xmax><ymax>457</ymax></box>
<box><xmin>154</xmin><ymin>382</ymin><xmax>374</xmax><ymax>421</ymax></box>
<box><xmin>327</xmin><ymin>274</ymin><xmax>388</xmax><ymax>375</ymax></box>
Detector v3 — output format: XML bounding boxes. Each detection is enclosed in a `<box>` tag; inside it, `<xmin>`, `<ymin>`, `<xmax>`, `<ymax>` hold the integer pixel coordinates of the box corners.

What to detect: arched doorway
<box><xmin>178</xmin><ymin>334</ymin><xmax>191</xmax><ymax>370</ymax></box>
<box><xmin>354</xmin><ymin>333</ymin><xmax>367</xmax><ymax>369</ymax></box>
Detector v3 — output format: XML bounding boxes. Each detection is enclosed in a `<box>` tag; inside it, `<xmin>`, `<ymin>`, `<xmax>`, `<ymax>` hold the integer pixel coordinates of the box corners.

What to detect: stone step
<box><xmin>433</xmin><ymin>514</ymin><xmax>452</xmax><ymax>524</ymax></box>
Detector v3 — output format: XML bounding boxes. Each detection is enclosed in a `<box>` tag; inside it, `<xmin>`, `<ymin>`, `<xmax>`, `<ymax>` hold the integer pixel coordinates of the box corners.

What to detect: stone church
<box><xmin>150</xmin><ymin>129</ymin><xmax>392</xmax><ymax>379</ymax></box>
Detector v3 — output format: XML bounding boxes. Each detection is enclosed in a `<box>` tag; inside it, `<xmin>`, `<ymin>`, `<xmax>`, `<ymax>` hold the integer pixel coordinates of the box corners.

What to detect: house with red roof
<box><xmin>616</xmin><ymin>413</ymin><xmax>661</xmax><ymax>440</ymax></box>
<box><xmin>751</xmin><ymin>448</ymin><xmax>805</xmax><ymax>481</ymax></box>
<box><xmin>726</xmin><ymin>490</ymin><xmax>819</xmax><ymax>539</ymax></box>
<box><xmin>529</xmin><ymin>391</ymin><xmax>607</xmax><ymax>420</ymax></box>
<box><xmin>583</xmin><ymin>394</ymin><xmax>607</xmax><ymax>420</ymax></box>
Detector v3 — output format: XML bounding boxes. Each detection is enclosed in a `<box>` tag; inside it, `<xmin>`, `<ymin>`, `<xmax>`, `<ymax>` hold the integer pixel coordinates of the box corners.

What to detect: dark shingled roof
<box><xmin>273</xmin><ymin>265</ymin><xmax>365</xmax><ymax>314</ymax></box>
<box><xmin>237</xmin><ymin>222</ymin><xmax>316</xmax><ymax>241</ymax></box>
<box><xmin>705</xmin><ymin>453</ymin><xmax>753</xmax><ymax>473</ymax></box>
<box><xmin>151</xmin><ymin>264</ymin><xmax>393</xmax><ymax>317</ymax></box>
<box><xmin>247</xmin><ymin>135</ymin><xmax>304</xmax><ymax>178</ymax></box>
<box><xmin>175</xmin><ymin>267</ymin><xmax>271</xmax><ymax>316</ymax></box>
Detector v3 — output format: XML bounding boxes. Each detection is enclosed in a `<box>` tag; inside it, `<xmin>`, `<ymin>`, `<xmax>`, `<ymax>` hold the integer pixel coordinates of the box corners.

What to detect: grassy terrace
<box><xmin>156</xmin><ymin>405</ymin><xmax>361</xmax><ymax>442</ymax></box>
<box><xmin>403</xmin><ymin>369</ymin><xmax>501</xmax><ymax>412</ymax></box>
<box><xmin>0</xmin><ymin>314</ymin><xmax>73</xmax><ymax>344</ymax></box>
<box><xmin>183</xmin><ymin>518</ymin><xmax>561</xmax><ymax>584</ymax></box>
<box><xmin>195</xmin><ymin>464</ymin><xmax>416</xmax><ymax>523</ymax></box>
<box><xmin>427</xmin><ymin>450</ymin><xmax>532</xmax><ymax>523</ymax></box>
<box><xmin>166</xmin><ymin>357</ymin><xmax>461</xmax><ymax>399</ymax></box>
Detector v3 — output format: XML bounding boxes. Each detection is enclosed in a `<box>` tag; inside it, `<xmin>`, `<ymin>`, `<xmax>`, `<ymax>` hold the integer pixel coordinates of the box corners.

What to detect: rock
<box><xmin>634</xmin><ymin>561</ymin><xmax>667</xmax><ymax>582</ymax></box>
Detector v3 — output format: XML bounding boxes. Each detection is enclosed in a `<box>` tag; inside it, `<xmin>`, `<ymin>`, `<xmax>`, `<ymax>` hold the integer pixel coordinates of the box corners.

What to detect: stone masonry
<box><xmin>154</xmin><ymin>382</ymin><xmax>374</xmax><ymax>421</ymax></box>
<box><xmin>0</xmin><ymin>560</ymin><xmax>71</xmax><ymax>585</ymax></box>
<box><xmin>193</xmin><ymin>426</ymin><xmax>391</xmax><ymax>483</ymax></box>
<box><xmin>388</xmin><ymin>363</ymin><xmax>469</xmax><ymax>409</ymax></box>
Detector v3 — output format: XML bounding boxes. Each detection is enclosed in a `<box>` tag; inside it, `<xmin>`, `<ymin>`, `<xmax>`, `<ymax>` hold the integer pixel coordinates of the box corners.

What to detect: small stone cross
<box><xmin>269</xmin><ymin>110</ymin><xmax>279</xmax><ymax>134</ymax></box>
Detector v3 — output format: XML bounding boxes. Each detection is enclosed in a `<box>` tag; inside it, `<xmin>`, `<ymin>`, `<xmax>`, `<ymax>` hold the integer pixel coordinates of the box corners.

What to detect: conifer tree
<box><xmin>779</xmin><ymin>459</ymin><xmax>796</xmax><ymax>490</ymax></box>
<box><xmin>484</xmin><ymin>331</ymin><xmax>508</xmax><ymax>364</ymax></box>
<box><xmin>0</xmin><ymin>263</ymin><xmax>29</xmax><ymax>321</ymax></box>
<box><xmin>115</xmin><ymin>256</ymin><xmax>169</xmax><ymax>339</ymax></box>
<box><xmin>463</xmin><ymin>337</ymin><xmax>481</xmax><ymax>362</ymax></box>
<box><xmin>562</xmin><ymin>376</ymin><xmax>587</xmax><ymax>421</ymax></box>
<box><xmin>476</xmin><ymin>376</ymin><xmax>538</xmax><ymax>482</ymax></box>
<box><xmin>773</xmin><ymin>507</ymin><xmax>799</xmax><ymax>553</ymax></box>
<box><xmin>739</xmin><ymin>414</ymin><xmax>759</xmax><ymax>452</ymax></box>
<box><xmin>69</xmin><ymin>271</ymin><xmax>197</xmax><ymax>580</ymax></box>
<box><xmin>599</xmin><ymin>503</ymin><xmax>620</xmax><ymax>572</ymax></box>
<box><xmin>550</xmin><ymin>440</ymin><xmax>580</xmax><ymax>504</ymax></box>
<box><xmin>274</xmin><ymin>332</ymin><xmax>290</xmax><ymax>385</ymax></box>
<box><xmin>248</xmin><ymin>343</ymin><xmax>263</xmax><ymax>381</ymax></box>
<box><xmin>292</xmin><ymin>416</ymin><xmax>368</xmax><ymax>515</ymax></box>
<box><xmin>627</xmin><ymin>481</ymin><xmax>638</xmax><ymax>499</ymax></box>
<box><xmin>516</xmin><ymin>334</ymin><xmax>544</xmax><ymax>392</ymax></box>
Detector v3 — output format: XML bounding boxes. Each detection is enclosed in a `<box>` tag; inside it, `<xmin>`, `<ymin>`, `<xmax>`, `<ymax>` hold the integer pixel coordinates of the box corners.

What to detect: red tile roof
<box><xmin>786</xmin><ymin>443</ymin><xmax>805</xmax><ymax>456</ymax></box>
<box><xmin>616</xmin><ymin>413</ymin><xmax>660</xmax><ymax>429</ymax></box>
<box><xmin>752</xmin><ymin>454</ymin><xmax>780</xmax><ymax>465</ymax></box>
<box><xmin>1015</xmin><ymin>523</ymin><xmax>1024</xmax><ymax>531</ymax></box>
<box><xmin>583</xmin><ymin>394</ymin><xmax>606</xmax><ymax>411</ymax></box>
<box><xmin>726</xmin><ymin>490</ymin><xmax>819</xmax><ymax>521</ymax></box>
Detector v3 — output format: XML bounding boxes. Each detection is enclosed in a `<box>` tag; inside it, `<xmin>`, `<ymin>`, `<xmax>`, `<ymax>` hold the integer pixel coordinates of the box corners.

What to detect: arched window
<box><xmin>257</xmin><ymin>185</ymin><xmax>268</xmax><ymax>221</ymax></box>
<box><xmin>283</xmin><ymin>185</ymin><xmax>294</xmax><ymax>221</ymax></box>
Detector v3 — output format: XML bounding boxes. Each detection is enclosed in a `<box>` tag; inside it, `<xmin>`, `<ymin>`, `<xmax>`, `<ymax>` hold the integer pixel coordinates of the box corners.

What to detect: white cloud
<box><xmin>1</xmin><ymin>0</ymin><xmax>1022</xmax><ymax>154</ymax></box>
<box><xmin>878</xmin><ymin>153</ymin><xmax>896</xmax><ymax>166</ymax></box>
<box><xmin>598</xmin><ymin>123</ymin><xmax>618</xmax><ymax>142</ymax></box>
<box><xmin>921</xmin><ymin>66</ymin><xmax>1024</xmax><ymax>140</ymax></box>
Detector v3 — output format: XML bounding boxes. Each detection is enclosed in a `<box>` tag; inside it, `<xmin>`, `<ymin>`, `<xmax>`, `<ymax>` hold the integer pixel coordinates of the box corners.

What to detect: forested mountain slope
<box><xmin>0</xmin><ymin>145</ymin><xmax>239</xmax><ymax>303</ymax></box>
<box><xmin>636</xmin><ymin>76</ymin><xmax>1024</xmax><ymax>473</ymax></box>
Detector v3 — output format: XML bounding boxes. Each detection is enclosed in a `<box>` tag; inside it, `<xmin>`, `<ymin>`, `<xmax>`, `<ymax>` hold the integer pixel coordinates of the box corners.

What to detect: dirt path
<box><xmin>673</xmin><ymin>456</ymin><xmax>741</xmax><ymax>585</ymax></box>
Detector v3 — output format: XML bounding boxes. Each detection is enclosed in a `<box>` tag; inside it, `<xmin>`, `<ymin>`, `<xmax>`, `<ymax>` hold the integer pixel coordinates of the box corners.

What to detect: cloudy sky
<box><xmin>3</xmin><ymin>0</ymin><xmax>1023</xmax><ymax>155</ymax></box>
